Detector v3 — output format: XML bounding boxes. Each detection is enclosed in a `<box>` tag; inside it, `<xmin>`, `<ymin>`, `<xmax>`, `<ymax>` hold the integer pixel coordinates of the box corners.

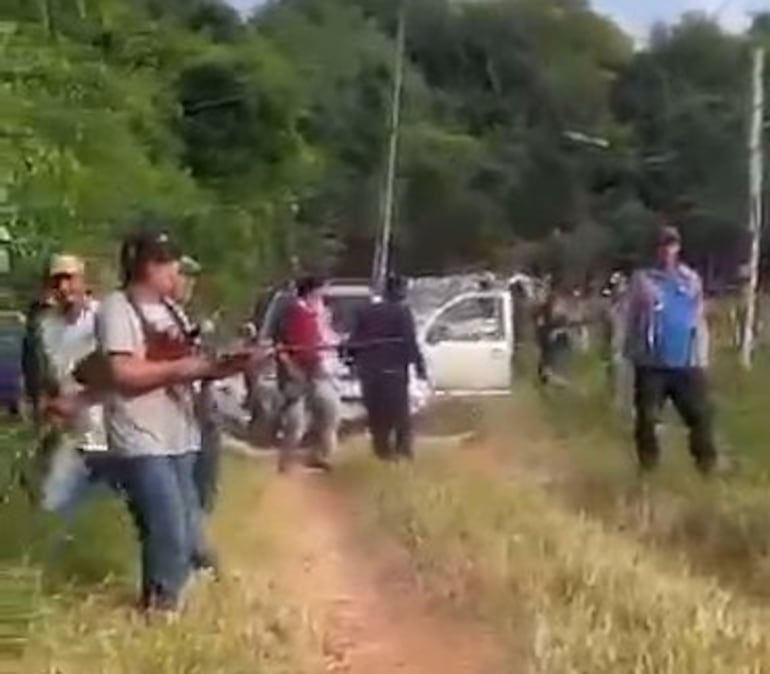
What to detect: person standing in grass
<box><xmin>278</xmin><ymin>275</ymin><xmax>340</xmax><ymax>474</ymax></box>
<box><xmin>97</xmin><ymin>229</ymin><xmax>260</xmax><ymax>612</ymax></box>
<box><xmin>168</xmin><ymin>256</ymin><xmax>222</xmax><ymax>518</ymax></box>
<box><xmin>36</xmin><ymin>254</ymin><xmax>116</xmax><ymax>519</ymax></box>
<box><xmin>350</xmin><ymin>275</ymin><xmax>427</xmax><ymax>461</ymax></box>
<box><xmin>534</xmin><ymin>289</ymin><xmax>572</xmax><ymax>387</ymax></box>
<box><xmin>625</xmin><ymin>226</ymin><xmax>718</xmax><ymax>475</ymax></box>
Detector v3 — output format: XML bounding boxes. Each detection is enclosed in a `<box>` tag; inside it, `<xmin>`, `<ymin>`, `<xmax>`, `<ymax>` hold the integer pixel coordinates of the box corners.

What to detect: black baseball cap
<box><xmin>123</xmin><ymin>230</ymin><xmax>180</xmax><ymax>265</ymax></box>
<box><xmin>120</xmin><ymin>229</ymin><xmax>181</xmax><ymax>283</ymax></box>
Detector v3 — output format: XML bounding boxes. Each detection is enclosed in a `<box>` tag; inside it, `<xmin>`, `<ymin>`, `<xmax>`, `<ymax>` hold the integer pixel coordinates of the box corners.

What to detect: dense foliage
<box><xmin>1</xmin><ymin>0</ymin><xmax>769</xmax><ymax>307</ymax></box>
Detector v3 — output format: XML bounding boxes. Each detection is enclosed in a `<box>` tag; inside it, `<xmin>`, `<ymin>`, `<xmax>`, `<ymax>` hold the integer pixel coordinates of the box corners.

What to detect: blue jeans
<box><xmin>119</xmin><ymin>453</ymin><xmax>204</xmax><ymax>608</ymax></box>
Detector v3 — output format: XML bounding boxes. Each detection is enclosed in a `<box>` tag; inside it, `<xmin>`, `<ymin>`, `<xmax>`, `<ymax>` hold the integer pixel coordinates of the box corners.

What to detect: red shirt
<box><xmin>283</xmin><ymin>299</ymin><xmax>323</xmax><ymax>373</ymax></box>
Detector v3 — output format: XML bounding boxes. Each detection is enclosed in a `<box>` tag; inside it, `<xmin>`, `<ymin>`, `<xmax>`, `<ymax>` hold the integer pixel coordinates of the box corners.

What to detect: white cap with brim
<box><xmin>49</xmin><ymin>254</ymin><xmax>85</xmax><ymax>277</ymax></box>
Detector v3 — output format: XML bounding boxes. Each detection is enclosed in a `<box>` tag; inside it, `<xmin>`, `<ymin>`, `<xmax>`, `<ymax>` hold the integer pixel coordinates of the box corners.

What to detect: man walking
<box><xmin>350</xmin><ymin>275</ymin><xmax>426</xmax><ymax>461</ymax></box>
<box><xmin>36</xmin><ymin>254</ymin><xmax>114</xmax><ymax>519</ymax></box>
<box><xmin>279</xmin><ymin>275</ymin><xmax>340</xmax><ymax>473</ymax></box>
<box><xmin>626</xmin><ymin>226</ymin><xmax>717</xmax><ymax>475</ymax></box>
<box><xmin>169</xmin><ymin>256</ymin><xmax>221</xmax><ymax>516</ymax></box>
<box><xmin>97</xmin><ymin>229</ymin><xmax>258</xmax><ymax>611</ymax></box>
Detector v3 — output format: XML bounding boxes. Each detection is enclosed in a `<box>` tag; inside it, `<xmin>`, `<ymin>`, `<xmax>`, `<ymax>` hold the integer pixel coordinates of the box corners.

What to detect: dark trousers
<box><xmin>633</xmin><ymin>367</ymin><xmax>717</xmax><ymax>474</ymax></box>
<box><xmin>361</xmin><ymin>370</ymin><xmax>412</xmax><ymax>460</ymax></box>
<box><xmin>194</xmin><ymin>423</ymin><xmax>221</xmax><ymax>514</ymax></box>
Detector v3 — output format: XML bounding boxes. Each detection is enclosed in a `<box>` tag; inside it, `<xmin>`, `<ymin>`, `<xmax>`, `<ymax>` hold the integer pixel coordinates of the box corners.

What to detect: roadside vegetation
<box><xmin>334</xmin><ymin>347</ymin><xmax>770</xmax><ymax>673</ymax></box>
<box><xmin>0</xmin><ymin>447</ymin><xmax>307</xmax><ymax>674</ymax></box>
<box><xmin>4</xmin><ymin>1</ymin><xmax>770</xmax><ymax>303</ymax></box>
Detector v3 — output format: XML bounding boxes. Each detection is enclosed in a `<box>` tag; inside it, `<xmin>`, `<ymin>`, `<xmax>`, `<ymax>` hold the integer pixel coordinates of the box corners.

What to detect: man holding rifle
<box><xmin>96</xmin><ymin>229</ymin><xmax>264</xmax><ymax>612</ymax></box>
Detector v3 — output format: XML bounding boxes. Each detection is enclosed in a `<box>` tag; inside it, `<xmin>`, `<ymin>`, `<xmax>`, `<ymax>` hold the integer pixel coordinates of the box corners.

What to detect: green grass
<box><xmin>515</xmin><ymin>346</ymin><xmax>770</xmax><ymax>600</ymax></box>
<box><xmin>330</xmin><ymin>342</ymin><xmax>770</xmax><ymax>672</ymax></box>
<box><xmin>0</xmin><ymin>438</ymin><xmax>306</xmax><ymax>674</ymax></box>
<box><xmin>335</xmin><ymin>451</ymin><xmax>770</xmax><ymax>673</ymax></box>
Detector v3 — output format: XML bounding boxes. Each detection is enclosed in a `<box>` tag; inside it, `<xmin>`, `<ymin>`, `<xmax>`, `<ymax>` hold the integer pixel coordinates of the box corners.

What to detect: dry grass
<box><xmin>522</xmin><ymin>353</ymin><xmax>770</xmax><ymax>602</ymax></box>
<box><xmin>336</xmin><ymin>451</ymin><xmax>770</xmax><ymax>673</ymax></box>
<box><xmin>8</xmin><ymin>455</ymin><xmax>309</xmax><ymax>674</ymax></box>
<box><xmin>330</xmin><ymin>346</ymin><xmax>770</xmax><ymax>672</ymax></box>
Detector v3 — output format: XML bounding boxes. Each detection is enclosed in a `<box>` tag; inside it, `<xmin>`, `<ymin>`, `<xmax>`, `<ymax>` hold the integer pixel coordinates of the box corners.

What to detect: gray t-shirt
<box><xmin>96</xmin><ymin>291</ymin><xmax>200</xmax><ymax>457</ymax></box>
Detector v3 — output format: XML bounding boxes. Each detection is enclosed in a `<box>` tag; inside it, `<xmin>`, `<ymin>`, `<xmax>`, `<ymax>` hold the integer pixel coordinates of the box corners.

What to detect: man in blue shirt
<box><xmin>625</xmin><ymin>226</ymin><xmax>717</xmax><ymax>475</ymax></box>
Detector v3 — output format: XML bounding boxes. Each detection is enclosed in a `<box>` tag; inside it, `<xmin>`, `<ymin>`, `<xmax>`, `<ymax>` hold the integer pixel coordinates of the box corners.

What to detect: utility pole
<box><xmin>372</xmin><ymin>0</ymin><xmax>406</xmax><ymax>294</ymax></box>
<box><xmin>741</xmin><ymin>45</ymin><xmax>765</xmax><ymax>369</ymax></box>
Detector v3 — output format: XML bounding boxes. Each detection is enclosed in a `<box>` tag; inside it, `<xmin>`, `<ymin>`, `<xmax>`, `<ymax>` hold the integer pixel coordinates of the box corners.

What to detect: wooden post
<box><xmin>741</xmin><ymin>46</ymin><xmax>765</xmax><ymax>369</ymax></box>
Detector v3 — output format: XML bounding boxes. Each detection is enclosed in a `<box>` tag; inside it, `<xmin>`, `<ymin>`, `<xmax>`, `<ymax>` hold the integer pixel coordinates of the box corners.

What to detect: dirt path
<box><xmin>260</xmin><ymin>471</ymin><xmax>502</xmax><ymax>674</ymax></box>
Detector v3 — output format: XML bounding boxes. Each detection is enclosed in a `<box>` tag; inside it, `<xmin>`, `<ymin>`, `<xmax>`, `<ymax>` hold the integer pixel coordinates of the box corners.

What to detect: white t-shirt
<box><xmin>40</xmin><ymin>300</ymin><xmax>106</xmax><ymax>452</ymax></box>
<box><xmin>96</xmin><ymin>291</ymin><xmax>200</xmax><ymax>457</ymax></box>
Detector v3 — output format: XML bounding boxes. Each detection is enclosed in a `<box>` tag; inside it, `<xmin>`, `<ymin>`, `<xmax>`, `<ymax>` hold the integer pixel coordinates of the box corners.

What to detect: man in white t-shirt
<box><xmin>38</xmin><ymin>254</ymin><xmax>115</xmax><ymax>519</ymax></box>
<box><xmin>97</xmin><ymin>230</ymin><xmax>262</xmax><ymax>612</ymax></box>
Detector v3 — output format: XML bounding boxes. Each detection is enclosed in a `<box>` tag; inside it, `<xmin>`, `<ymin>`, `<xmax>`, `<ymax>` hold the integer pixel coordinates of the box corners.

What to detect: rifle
<box><xmin>274</xmin><ymin>336</ymin><xmax>404</xmax><ymax>355</ymax></box>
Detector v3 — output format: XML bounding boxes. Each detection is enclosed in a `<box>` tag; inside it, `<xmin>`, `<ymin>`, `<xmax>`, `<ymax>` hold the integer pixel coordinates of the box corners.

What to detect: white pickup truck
<box><xmin>240</xmin><ymin>278</ymin><xmax>515</xmax><ymax>445</ymax></box>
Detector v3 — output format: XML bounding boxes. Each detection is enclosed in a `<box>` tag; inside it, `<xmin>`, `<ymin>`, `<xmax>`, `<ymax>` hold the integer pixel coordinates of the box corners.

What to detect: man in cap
<box><xmin>36</xmin><ymin>254</ymin><xmax>115</xmax><ymax>519</ymax></box>
<box><xmin>625</xmin><ymin>225</ymin><xmax>718</xmax><ymax>475</ymax></box>
<box><xmin>168</xmin><ymin>255</ymin><xmax>222</xmax><ymax>517</ymax></box>
<box><xmin>97</xmin><ymin>229</ymin><xmax>262</xmax><ymax>611</ymax></box>
<box><xmin>349</xmin><ymin>275</ymin><xmax>426</xmax><ymax>461</ymax></box>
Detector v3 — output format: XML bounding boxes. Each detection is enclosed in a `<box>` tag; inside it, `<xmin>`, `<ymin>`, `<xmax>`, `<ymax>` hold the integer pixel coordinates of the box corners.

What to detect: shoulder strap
<box><xmin>122</xmin><ymin>291</ymin><xmax>156</xmax><ymax>343</ymax></box>
<box><xmin>123</xmin><ymin>292</ymin><xmax>194</xmax><ymax>340</ymax></box>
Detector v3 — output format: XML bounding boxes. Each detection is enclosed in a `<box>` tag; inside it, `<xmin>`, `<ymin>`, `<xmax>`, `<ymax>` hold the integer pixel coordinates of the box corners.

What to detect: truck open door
<box><xmin>420</xmin><ymin>291</ymin><xmax>513</xmax><ymax>394</ymax></box>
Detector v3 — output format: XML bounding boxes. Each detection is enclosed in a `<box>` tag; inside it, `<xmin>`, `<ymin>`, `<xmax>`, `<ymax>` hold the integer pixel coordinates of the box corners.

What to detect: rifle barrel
<box><xmin>275</xmin><ymin>337</ymin><xmax>403</xmax><ymax>354</ymax></box>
